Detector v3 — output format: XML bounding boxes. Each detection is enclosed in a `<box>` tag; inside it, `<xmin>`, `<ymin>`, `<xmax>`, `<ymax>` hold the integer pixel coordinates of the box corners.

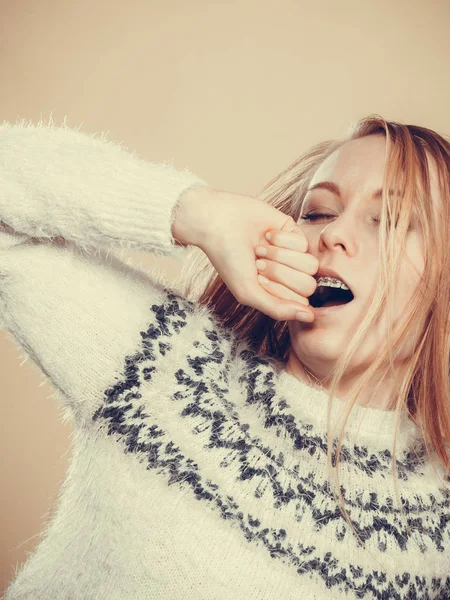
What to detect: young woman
<box><xmin>1</xmin><ymin>114</ymin><xmax>449</xmax><ymax>599</ymax></box>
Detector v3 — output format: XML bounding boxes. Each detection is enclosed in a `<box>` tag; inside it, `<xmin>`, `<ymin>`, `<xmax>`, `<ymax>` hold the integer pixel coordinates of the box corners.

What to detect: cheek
<box><xmin>395</xmin><ymin>254</ymin><xmax>424</xmax><ymax>317</ymax></box>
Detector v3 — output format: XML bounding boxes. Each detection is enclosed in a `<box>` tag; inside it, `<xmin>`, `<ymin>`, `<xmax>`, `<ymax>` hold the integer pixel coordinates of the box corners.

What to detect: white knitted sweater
<box><xmin>1</xmin><ymin>119</ymin><xmax>449</xmax><ymax>600</ymax></box>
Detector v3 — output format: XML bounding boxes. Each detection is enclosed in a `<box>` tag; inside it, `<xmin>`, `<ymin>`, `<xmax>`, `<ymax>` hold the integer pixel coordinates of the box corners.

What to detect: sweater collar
<box><xmin>276</xmin><ymin>368</ymin><xmax>423</xmax><ymax>455</ymax></box>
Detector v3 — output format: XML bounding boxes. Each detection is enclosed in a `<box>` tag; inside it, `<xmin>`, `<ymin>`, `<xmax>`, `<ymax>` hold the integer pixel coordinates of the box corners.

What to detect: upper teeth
<box><xmin>316</xmin><ymin>276</ymin><xmax>350</xmax><ymax>290</ymax></box>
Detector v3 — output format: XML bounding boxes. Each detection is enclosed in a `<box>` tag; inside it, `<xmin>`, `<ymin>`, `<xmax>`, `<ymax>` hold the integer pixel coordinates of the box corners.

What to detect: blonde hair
<box><xmin>178</xmin><ymin>115</ymin><xmax>450</xmax><ymax>563</ymax></box>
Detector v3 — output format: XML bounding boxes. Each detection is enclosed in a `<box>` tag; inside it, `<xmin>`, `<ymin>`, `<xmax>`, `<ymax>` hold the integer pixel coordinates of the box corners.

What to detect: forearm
<box><xmin>0</xmin><ymin>119</ymin><xmax>209</xmax><ymax>257</ymax></box>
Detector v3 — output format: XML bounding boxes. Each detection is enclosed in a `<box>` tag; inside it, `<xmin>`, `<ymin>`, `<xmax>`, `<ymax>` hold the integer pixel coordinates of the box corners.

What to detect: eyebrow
<box><xmin>307</xmin><ymin>181</ymin><xmax>399</xmax><ymax>199</ymax></box>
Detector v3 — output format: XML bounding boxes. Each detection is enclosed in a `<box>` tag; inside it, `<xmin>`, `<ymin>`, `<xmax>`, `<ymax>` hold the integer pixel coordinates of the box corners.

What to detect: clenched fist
<box><xmin>173</xmin><ymin>186</ymin><xmax>319</xmax><ymax>322</ymax></box>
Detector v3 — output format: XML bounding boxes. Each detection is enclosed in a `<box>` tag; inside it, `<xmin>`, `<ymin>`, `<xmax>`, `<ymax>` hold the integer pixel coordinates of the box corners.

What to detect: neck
<box><xmin>285</xmin><ymin>350</ymin><xmax>402</xmax><ymax>412</ymax></box>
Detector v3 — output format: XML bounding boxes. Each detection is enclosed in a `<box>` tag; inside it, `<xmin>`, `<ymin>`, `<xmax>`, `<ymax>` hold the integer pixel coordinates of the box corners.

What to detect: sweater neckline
<box><xmin>276</xmin><ymin>368</ymin><xmax>422</xmax><ymax>454</ymax></box>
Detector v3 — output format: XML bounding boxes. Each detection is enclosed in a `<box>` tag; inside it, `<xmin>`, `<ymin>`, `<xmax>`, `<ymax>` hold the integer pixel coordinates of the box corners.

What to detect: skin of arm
<box><xmin>172</xmin><ymin>185</ymin><xmax>218</xmax><ymax>249</ymax></box>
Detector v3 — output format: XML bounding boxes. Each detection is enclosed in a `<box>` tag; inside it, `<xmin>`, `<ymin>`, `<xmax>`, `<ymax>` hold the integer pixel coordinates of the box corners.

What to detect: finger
<box><xmin>265</xmin><ymin>228</ymin><xmax>308</xmax><ymax>253</ymax></box>
<box><xmin>220</xmin><ymin>244</ymin><xmax>314</xmax><ymax>323</ymax></box>
<box><xmin>255</xmin><ymin>244</ymin><xmax>318</xmax><ymax>276</ymax></box>
<box><xmin>253</xmin><ymin>275</ymin><xmax>314</xmax><ymax>322</ymax></box>
<box><xmin>256</xmin><ymin>274</ymin><xmax>309</xmax><ymax>306</ymax></box>
<box><xmin>255</xmin><ymin>258</ymin><xmax>317</xmax><ymax>299</ymax></box>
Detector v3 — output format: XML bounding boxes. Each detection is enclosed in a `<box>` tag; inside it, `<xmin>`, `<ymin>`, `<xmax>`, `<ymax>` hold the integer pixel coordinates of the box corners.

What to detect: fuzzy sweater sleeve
<box><xmin>0</xmin><ymin>117</ymin><xmax>211</xmax><ymax>423</ymax></box>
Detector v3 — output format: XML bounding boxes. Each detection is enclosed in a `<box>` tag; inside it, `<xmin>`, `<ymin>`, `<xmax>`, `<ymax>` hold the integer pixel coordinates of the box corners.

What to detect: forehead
<box><xmin>309</xmin><ymin>135</ymin><xmax>442</xmax><ymax>218</ymax></box>
<box><xmin>309</xmin><ymin>136</ymin><xmax>387</xmax><ymax>194</ymax></box>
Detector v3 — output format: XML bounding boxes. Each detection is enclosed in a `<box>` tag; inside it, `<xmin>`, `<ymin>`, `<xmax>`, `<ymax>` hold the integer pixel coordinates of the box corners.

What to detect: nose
<box><xmin>318</xmin><ymin>221</ymin><xmax>356</xmax><ymax>256</ymax></box>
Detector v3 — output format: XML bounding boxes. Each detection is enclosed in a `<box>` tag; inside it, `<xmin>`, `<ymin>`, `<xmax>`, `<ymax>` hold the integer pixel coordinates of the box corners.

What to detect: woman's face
<box><xmin>288</xmin><ymin>134</ymin><xmax>435</xmax><ymax>383</ymax></box>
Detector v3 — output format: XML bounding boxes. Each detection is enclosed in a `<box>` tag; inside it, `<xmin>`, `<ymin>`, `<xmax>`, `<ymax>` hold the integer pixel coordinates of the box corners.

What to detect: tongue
<box><xmin>322</xmin><ymin>298</ymin><xmax>351</xmax><ymax>307</ymax></box>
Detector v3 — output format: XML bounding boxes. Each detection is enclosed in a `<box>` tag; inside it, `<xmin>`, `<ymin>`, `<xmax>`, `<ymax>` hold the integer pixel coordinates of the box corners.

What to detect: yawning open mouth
<box><xmin>309</xmin><ymin>284</ymin><xmax>355</xmax><ymax>308</ymax></box>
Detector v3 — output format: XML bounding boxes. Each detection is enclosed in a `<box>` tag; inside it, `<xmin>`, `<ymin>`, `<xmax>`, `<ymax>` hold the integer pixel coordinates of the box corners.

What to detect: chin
<box><xmin>295</xmin><ymin>336</ymin><xmax>341</xmax><ymax>354</ymax></box>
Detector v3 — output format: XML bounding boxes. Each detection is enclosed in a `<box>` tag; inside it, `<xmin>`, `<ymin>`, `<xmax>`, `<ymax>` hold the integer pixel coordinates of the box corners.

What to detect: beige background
<box><xmin>1</xmin><ymin>0</ymin><xmax>449</xmax><ymax>593</ymax></box>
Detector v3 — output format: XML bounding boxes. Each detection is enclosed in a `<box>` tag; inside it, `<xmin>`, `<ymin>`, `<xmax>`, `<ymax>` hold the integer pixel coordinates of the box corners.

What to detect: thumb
<box><xmin>280</xmin><ymin>214</ymin><xmax>300</xmax><ymax>233</ymax></box>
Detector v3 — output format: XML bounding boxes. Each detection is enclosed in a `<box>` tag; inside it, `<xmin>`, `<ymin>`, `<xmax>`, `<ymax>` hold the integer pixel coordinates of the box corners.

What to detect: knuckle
<box><xmin>303</xmin><ymin>275</ymin><xmax>318</xmax><ymax>296</ymax></box>
<box><xmin>294</xmin><ymin>227</ymin><xmax>308</xmax><ymax>250</ymax></box>
<box><xmin>265</xmin><ymin>260</ymin><xmax>276</xmax><ymax>276</ymax></box>
<box><xmin>270</xmin><ymin>247</ymin><xmax>279</xmax><ymax>261</ymax></box>
<box><xmin>298</xmin><ymin>237</ymin><xmax>308</xmax><ymax>253</ymax></box>
<box><xmin>310</xmin><ymin>279</ymin><xmax>318</xmax><ymax>295</ymax></box>
<box><xmin>302</xmin><ymin>254</ymin><xmax>319</xmax><ymax>275</ymax></box>
<box><xmin>302</xmin><ymin>253</ymin><xmax>320</xmax><ymax>275</ymax></box>
<box><xmin>282</xmin><ymin>215</ymin><xmax>297</xmax><ymax>231</ymax></box>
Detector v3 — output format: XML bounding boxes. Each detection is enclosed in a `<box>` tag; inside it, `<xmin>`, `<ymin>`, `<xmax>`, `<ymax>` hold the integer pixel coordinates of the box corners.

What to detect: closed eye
<box><xmin>299</xmin><ymin>213</ymin><xmax>381</xmax><ymax>225</ymax></box>
<box><xmin>299</xmin><ymin>213</ymin><xmax>334</xmax><ymax>223</ymax></box>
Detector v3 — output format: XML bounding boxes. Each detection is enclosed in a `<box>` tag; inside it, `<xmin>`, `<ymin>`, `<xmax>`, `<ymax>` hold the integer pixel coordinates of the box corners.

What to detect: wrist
<box><xmin>172</xmin><ymin>184</ymin><xmax>217</xmax><ymax>249</ymax></box>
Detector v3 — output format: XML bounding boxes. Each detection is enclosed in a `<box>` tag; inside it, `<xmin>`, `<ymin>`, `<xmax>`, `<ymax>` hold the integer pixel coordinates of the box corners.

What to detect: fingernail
<box><xmin>265</xmin><ymin>232</ymin><xmax>272</xmax><ymax>241</ymax></box>
<box><xmin>258</xmin><ymin>274</ymin><xmax>269</xmax><ymax>285</ymax></box>
<box><xmin>255</xmin><ymin>259</ymin><xmax>266</xmax><ymax>270</ymax></box>
<box><xmin>296</xmin><ymin>311</ymin><xmax>313</xmax><ymax>322</ymax></box>
<box><xmin>255</xmin><ymin>245</ymin><xmax>267</xmax><ymax>256</ymax></box>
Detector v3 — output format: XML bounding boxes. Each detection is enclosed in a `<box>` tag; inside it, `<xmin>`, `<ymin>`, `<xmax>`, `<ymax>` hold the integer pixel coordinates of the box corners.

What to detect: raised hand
<box><xmin>173</xmin><ymin>186</ymin><xmax>318</xmax><ymax>323</ymax></box>
<box><xmin>254</xmin><ymin>227</ymin><xmax>318</xmax><ymax>322</ymax></box>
